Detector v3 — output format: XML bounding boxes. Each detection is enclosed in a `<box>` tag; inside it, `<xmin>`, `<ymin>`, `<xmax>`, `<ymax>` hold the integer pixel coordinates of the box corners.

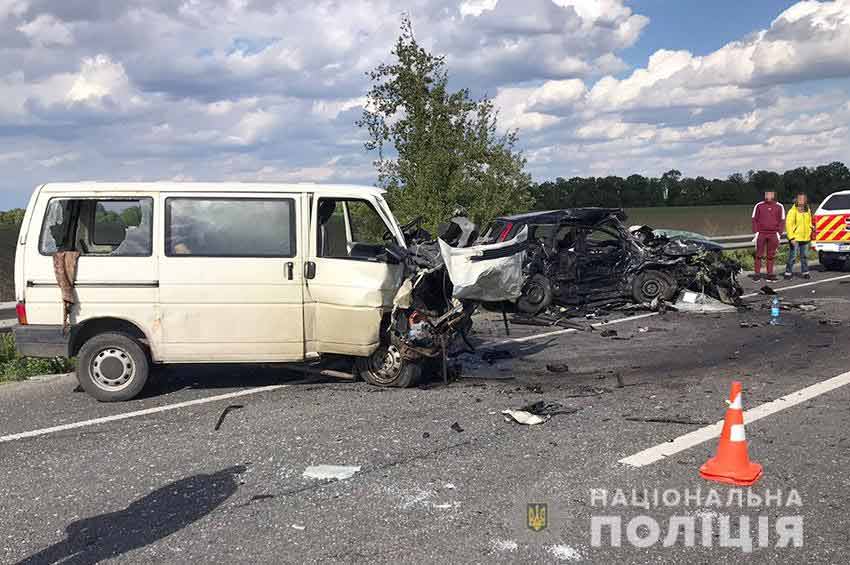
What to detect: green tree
<box><xmin>357</xmin><ymin>16</ymin><xmax>532</xmax><ymax>232</ymax></box>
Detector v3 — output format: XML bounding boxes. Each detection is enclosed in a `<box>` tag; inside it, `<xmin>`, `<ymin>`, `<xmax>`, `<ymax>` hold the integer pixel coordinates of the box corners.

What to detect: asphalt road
<box><xmin>1</xmin><ymin>271</ymin><xmax>849</xmax><ymax>564</ymax></box>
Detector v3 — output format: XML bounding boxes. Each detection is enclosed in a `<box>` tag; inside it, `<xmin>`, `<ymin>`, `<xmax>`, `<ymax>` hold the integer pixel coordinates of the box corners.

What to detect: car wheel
<box><xmin>77</xmin><ymin>332</ymin><xmax>149</xmax><ymax>402</ymax></box>
<box><xmin>820</xmin><ymin>253</ymin><xmax>845</xmax><ymax>271</ymax></box>
<box><xmin>631</xmin><ymin>270</ymin><xmax>677</xmax><ymax>303</ymax></box>
<box><xmin>516</xmin><ymin>273</ymin><xmax>553</xmax><ymax>314</ymax></box>
<box><xmin>356</xmin><ymin>343</ymin><xmax>421</xmax><ymax>387</ymax></box>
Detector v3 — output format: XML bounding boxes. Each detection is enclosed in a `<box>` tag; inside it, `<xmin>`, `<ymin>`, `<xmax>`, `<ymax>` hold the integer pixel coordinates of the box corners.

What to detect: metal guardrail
<box><xmin>711</xmin><ymin>233</ymin><xmax>788</xmax><ymax>250</ymax></box>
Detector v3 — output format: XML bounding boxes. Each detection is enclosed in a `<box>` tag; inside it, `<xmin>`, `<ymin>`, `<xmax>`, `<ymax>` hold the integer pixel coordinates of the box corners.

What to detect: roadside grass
<box><xmin>0</xmin><ymin>333</ymin><xmax>74</xmax><ymax>383</ymax></box>
<box><xmin>724</xmin><ymin>246</ymin><xmax>819</xmax><ymax>272</ymax></box>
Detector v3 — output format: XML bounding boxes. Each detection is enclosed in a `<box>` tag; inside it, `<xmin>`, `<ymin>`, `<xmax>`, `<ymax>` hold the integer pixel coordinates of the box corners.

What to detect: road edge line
<box><xmin>485</xmin><ymin>312</ymin><xmax>659</xmax><ymax>348</ymax></box>
<box><xmin>0</xmin><ymin>384</ymin><xmax>289</xmax><ymax>444</ymax></box>
<box><xmin>618</xmin><ymin>370</ymin><xmax>850</xmax><ymax>467</ymax></box>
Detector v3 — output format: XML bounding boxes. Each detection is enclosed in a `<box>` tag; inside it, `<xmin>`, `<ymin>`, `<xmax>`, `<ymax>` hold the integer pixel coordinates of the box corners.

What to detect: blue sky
<box><xmin>1</xmin><ymin>0</ymin><xmax>849</xmax><ymax>209</ymax></box>
<box><xmin>625</xmin><ymin>1</ymin><xmax>798</xmax><ymax>64</ymax></box>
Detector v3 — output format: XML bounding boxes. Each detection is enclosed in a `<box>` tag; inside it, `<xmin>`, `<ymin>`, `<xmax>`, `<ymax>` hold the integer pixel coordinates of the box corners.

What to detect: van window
<box><xmin>166</xmin><ymin>198</ymin><xmax>295</xmax><ymax>257</ymax></box>
<box><xmin>316</xmin><ymin>198</ymin><xmax>391</xmax><ymax>261</ymax></box>
<box><xmin>39</xmin><ymin>198</ymin><xmax>153</xmax><ymax>256</ymax></box>
<box><xmin>820</xmin><ymin>194</ymin><xmax>850</xmax><ymax>211</ymax></box>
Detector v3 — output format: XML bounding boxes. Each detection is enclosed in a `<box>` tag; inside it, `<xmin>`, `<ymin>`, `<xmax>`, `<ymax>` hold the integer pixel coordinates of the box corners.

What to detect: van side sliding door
<box><xmin>157</xmin><ymin>193</ymin><xmax>305</xmax><ymax>362</ymax></box>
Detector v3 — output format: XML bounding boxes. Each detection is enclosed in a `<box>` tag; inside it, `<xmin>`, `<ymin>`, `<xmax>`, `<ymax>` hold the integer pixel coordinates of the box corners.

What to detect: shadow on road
<box><xmin>140</xmin><ymin>363</ymin><xmax>341</xmax><ymax>398</ymax></box>
<box><xmin>15</xmin><ymin>465</ymin><xmax>245</xmax><ymax>565</ymax></box>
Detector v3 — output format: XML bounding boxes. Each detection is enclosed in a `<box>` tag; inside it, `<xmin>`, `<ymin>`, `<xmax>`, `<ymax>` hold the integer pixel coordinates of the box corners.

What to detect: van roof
<box><xmin>39</xmin><ymin>182</ymin><xmax>386</xmax><ymax>196</ymax></box>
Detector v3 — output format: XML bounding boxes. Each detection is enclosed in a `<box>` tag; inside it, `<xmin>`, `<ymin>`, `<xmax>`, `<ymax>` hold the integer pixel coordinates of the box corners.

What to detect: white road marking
<box><xmin>0</xmin><ymin>384</ymin><xmax>289</xmax><ymax>444</ymax></box>
<box><xmin>485</xmin><ymin>312</ymin><xmax>660</xmax><ymax>348</ymax></box>
<box><xmin>741</xmin><ymin>273</ymin><xmax>850</xmax><ymax>298</ymax></box>
<box><xmin>619</xmin><ymin>370</ymin><xmax>850</xmax><ymax>467</ymax></box>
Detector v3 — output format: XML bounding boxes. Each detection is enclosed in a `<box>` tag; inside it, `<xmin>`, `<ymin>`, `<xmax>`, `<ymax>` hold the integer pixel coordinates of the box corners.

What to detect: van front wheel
<box><xmin>77</xmin><ymin>333</ymin><xmax>149</xmax><ymax>402</ymax></box>
<box><xmin>356</xmin><ymin>344</ymin><xmax>421</xmax><ymax>387</ymax></box>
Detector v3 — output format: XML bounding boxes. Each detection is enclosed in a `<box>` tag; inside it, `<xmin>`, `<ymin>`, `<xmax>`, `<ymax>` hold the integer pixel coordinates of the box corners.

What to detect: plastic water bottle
<box><xmin>769</xmin><ymin>296</ymin><xmax>781</xmax><ymax>325</ymax></box>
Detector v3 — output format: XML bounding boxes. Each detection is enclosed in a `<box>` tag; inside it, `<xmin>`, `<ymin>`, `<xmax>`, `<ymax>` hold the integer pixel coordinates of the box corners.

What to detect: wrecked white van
<box><xmin>12</xmin><ymin>183</ymin><xmax>432</xmax><ymax>400</ymax></box>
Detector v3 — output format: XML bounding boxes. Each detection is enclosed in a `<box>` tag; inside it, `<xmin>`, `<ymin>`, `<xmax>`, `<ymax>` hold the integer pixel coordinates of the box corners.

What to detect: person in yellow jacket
<box><xmin>784</xmin><ymin>192</ymin><xmax>814</xmax><ymax>279</ymax></box>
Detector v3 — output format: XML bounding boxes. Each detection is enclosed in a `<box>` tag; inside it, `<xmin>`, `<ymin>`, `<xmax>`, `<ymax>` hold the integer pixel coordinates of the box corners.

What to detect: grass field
<box><xmin>625</xmin><ymin>205</ymin><xmax>754</xmax><ymax>236</ymax></box>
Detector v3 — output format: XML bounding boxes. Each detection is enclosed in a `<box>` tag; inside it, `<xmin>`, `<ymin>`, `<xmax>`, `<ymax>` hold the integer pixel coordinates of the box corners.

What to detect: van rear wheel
<box><xmin>357</xmin><ymin>344</ymin><xmax>421</xmax><ymax>387</ymax></box>
<box><xmin>77</xmin><ymin>333</ymin><xmax>149</xmax><ymax>402</ymax></box>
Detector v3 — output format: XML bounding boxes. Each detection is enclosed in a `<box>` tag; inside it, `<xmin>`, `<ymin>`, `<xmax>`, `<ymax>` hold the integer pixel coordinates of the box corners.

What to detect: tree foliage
<box><xmin>358</xmin><ymin>16</ymin><xmax>532</xmax><ymax>232</ymax></box>
<box><xmin>532</xmin><ymin>161</ymin><xmax>850</xmax><ymax>210</ymax></box>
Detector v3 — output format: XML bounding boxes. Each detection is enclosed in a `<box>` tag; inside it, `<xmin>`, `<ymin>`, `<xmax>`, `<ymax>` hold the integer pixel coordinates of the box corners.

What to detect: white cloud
<box><xmin>0</xmin><ymin>0</ymin><xmax>27</xmax><ymax>21</ymax></box>
<box><xmin>66</xmin><ymin>55</ymin><xmax>132</xmax><ymax>103</ymax></box>
<box><xmin>17</xmin><ymin>13</ymin><xmax>73</xmax><ymax>46</ymax></box>
<box><xmin>1</xmin><ymin>1</ymin><xmax>850</xmax><ymax>208</ymax></box>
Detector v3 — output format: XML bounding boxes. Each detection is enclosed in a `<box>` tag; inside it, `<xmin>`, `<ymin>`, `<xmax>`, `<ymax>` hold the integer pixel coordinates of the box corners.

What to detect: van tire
<box><xmin>77</xmin><ymin>333</ymin><xmax>149</xmax><ymax>402</ymax></box>
<box><xmin>632</xmin><ymin>270</ymin><xmax>677</xmax><ymax>303</ymax></box>
<box><xmin>356</xmin><ymin>344</ymin><xmax>421</xmax><ymax>388</ymax></box>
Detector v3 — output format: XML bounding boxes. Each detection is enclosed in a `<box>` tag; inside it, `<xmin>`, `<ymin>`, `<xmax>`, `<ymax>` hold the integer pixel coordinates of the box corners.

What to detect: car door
<box><xmin>157</xmin><ymin>193</ymin><xmax>305</xmax><ymax>362</ymax></box>
<box><xmin>576</xmin><ymin>224</ymin><xmax>629</xmax><ymax>289</ymax></box>
<box><xmin>303</xmin><ymin>195</ymin><xmax>403</xmax><ymax>357</ymax></box>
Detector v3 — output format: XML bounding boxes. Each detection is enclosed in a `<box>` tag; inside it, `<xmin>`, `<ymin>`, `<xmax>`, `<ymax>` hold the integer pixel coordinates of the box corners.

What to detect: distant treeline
<box><xmin>0</xmin><ymin>161</ymin><xmax>847</xmax><ymax>224</ymax></box>
<box><xmin>531</xmin><ymin>161</ymin><xmax>849</xmax><ymax>209</ymax></box>
<box><xmin>0</xmin><ymin>209</ymin><xmax>24</xmax><ymax>226</ymax></box>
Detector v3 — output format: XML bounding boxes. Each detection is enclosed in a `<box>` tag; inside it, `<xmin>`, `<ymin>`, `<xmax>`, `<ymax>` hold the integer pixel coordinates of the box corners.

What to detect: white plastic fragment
<box><xmin>674</xmin><ymin>291</ymin><xmax>737</xmax><ymax>313</ymax></box>
<box><xmin>302</xmin><ymin>465</ymin><xmax>361</xmax><ymax>480</ymax></box>
<box><xmin>501</xmin><ymin>409</ymin><xmax>549</xmax><ymax>425</ymax></box>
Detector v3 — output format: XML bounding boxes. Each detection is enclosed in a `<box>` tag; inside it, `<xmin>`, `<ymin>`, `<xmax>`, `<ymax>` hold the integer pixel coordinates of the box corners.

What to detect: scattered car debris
<box><xmin>819</xmin><ymin>319</ymin><xmax>842</xmax><ymax>326</ymax></box>
<box><xmin>481</xmin><ymin>349</ymin><xmax>513</xmax><ymax>364</ymax></box>
<box><xmin>796</xmin><ymin>304</ymin><xmax>818</xmax><ymax>312</ymax></box>
<box><xmin>422</xmin><ymin>432</ymin><xmax>431</xmax><ymax>439</ymax></box>
<box><xmin>739</xmin><ymin>321</ymin><xmax>761</xmax><ymax>328</ymax></box>
<box><xmin>545</xmin><ymin>363</ymin><xmax>569</xmax><ymax>373</ymax></box>
<box><xmin>520</xmin><ymin>400</ymin><xmax>580</xmax><ymax>416</ymax></box>
<box><xmin>599</xmin><ymin>329</ymin><xmax>618</xmax><ymax>338</ymax></box>
<box><xmin>302</xmin><ymin>465</ymin><xmax>361</xmax><ymax>481</ymax></box>
<box><xmin>760</xmin><ymin>285</ymin><xmax>777</xmax><ymax>295</ymax></box>
<box><xmin>502</xmin><ymin>409</ymin><xmax>548</xmax><ymax>425</ymax></box>
<box><xmin>213</xmin><ymin>404</ymin><xmax>244</xmax><ymax>431</ymax></box>
<box><xmin>451</xmin><ymin>422</ymin><xmax>465</xmax><ymax>433</ymax></box>
<box><xmin>674</xmin><ymin>291</ymin><xmax>737</xmax><ymax>313</ymax></box>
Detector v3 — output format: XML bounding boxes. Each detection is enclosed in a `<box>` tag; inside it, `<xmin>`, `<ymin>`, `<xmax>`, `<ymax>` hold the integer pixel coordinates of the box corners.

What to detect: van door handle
<box><xmin>305</xmin><ymin>261</ymin><xmax>316</xmax><ymax>279</ymax></box>
<box><xmin>285</xmin><ymin>262</ymin><xmax>294</xmax><ymax>280</ymax></box>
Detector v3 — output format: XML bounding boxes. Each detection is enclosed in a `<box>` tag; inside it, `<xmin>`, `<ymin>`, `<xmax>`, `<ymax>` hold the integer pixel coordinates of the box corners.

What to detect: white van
<box><xmin>813</xmin><ymin>189</ymin><xmax>850</xmax><ymax>270</ymax></box>
<box><xmin>13</xmin><ymin>182</ymin><xmax>418</xmax><ymax>401</ymax></box>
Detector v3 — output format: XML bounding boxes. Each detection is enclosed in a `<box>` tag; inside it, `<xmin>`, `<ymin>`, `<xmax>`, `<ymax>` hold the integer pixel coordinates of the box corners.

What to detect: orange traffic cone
<box><xmin>699</xmin><ymin>381</ymin><xmax>763</xmax><ymax>486</ymax></box>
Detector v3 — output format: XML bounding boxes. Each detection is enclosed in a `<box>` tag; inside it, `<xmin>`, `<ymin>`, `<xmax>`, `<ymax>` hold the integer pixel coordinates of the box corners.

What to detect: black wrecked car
<box><xmin>478</xmin><ymin>208</ymin><xmax>742</xmax><ymax>314</ymax></box>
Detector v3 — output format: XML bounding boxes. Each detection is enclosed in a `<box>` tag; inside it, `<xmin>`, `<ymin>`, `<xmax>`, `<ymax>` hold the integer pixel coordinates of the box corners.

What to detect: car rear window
<box><xmin>820</xmin><ymin>194</ymin><xmax>850</xmax><ymax>211</ymax></box>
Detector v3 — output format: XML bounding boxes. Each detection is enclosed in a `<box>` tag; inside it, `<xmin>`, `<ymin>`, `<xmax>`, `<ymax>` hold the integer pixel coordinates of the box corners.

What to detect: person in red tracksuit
<box><xmin>751</xmin><ymin>191</ymin><xmax>785</xmax><ymax>281</ymax></box>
